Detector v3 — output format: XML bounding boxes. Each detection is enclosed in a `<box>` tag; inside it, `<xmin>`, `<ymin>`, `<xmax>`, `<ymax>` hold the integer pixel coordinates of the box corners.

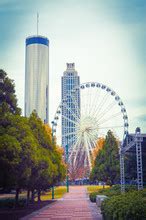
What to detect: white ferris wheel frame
<box><xmin>52</xmin><ymin>82</ymin><xmax>129</xmax><ymax>171</ymax></box>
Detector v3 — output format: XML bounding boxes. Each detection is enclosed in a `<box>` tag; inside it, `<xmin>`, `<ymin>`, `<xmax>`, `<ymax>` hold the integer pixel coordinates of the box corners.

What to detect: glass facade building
<box><xmin>25</xmin><ymin>35</ymin><xmax>49</xmax><ymax>123</ymax></box>
<box><xmin>61</xmin><ymin>63</ymin><xmax>80</xmax><ymax>148</ymax></box>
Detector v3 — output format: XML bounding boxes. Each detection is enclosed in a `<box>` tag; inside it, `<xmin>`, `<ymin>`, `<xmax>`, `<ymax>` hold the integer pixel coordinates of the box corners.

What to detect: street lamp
<box><xmin>65</xmin><ymin>140</ymin><xmax>69</xmax><ymax>193</ymax></box>
<box><xmin>51</xmin><ymin>121</ymin><xmax>55</xmax><ymax>199</ymax></box>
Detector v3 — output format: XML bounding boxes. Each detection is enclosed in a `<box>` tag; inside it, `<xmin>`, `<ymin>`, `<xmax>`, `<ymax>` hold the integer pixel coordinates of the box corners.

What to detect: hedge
<box><xmin>89</xmin><ymin>185</ymin><xmax>137</xmax><ymax>203</ymax></box>
<box><xmin>101</xmin><ymin>191</ymin><xmax>146</xmax><ymax>220</ymax></box>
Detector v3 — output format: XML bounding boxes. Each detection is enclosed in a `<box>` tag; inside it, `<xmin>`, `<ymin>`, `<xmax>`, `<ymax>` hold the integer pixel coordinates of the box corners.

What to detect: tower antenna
<box><xmin>37</xmin><ymin>12</ymin><xmax>39</xmax><ymax>35</ymax></box>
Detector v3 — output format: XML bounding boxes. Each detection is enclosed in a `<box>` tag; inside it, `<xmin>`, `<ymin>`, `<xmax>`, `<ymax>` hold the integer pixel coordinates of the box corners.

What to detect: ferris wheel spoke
<box><xmin>90</xmin><ymin>87</ymin><xmax>102</xmax><ymax>117</ymax></box>
<box><xmin>98</xmin><ymin>125</ymin><xmax>124</xmax><ymax>130</ymax></box>
<box><xmin>88</xmin><ymin>133</ymin><xmax>98</xmax><ymax>146</ymax></box>
<box><xmin>86</xmin><ymin>138</ymin><xmax>95</xmax><ymax>152</ymax></box>
<box><xmin>87</xmin><ymin>127</ymin><xmax>98</xmax><ymax>139</ymax></box>
<box><xmin>66</xmin><ymin>94</ymin><xmax>80</xmax><ymax>119</ymax></box>
<box><xmin>62</xmin><ymin>130</ymin><xmax>77</xmax><ymax>137</ymax></box>
<box><xmin>85</xmin><ymin>88</ymin><xmax>93</xmax><ymax>117</ymax></box>
<box><xmin>91</xmin><ymin>91</ymin><xmax>108</xmax><ymax>119</ymax></box>
<box><xmin>67</xmin><ymin>132</ymin><xmax>78</xmax><ymax>143</ymax></box>
<box><xmin>93</xmin><ymin>92</ymin><xmax>109</xmax><ymax>119</ymax></box>
<box><xmin>98</xmin><ymin>111</ymin><xmax>122</xmax><ymax>126</ymax></box>
<box><xmin>87</xmin><ymin>87</ymin><xmax>93</xmax><ymax>116</ymax></box>
<box><xmin>88</xmin><ymin>87</ymin><xmax>101</xmax><ymax>116</ymax></box>
<box><xmin>86</xmin><ymin>86</ymin><xmax>91</xmax><ymax>116</ymax></box>
<box><xmin>96</xmin><ymin>100</ymin><xmax>117</xmax><ymax>122</ymax></box>
<box><xmin>63</xmin><ymin>129</ymin><xmax>78</xmax><ymax>147</ymax></box>
<box><xmin>62</xmin><ymin>99</ymin><xmax>80</xmax><ymax>121</ymax></box>
<box><xmin>62</xmin><ymin>114</ymin><xmax>79</xmax><ymax>126</ymax></box>
<box><xmin>84</xmin><ymin>85</ymin><xmax>91</xmax><ymax>116</ymax></box>
<box><xmin>82</xmin><ymin>93</ymin><xmax>90</xmax><ymax>117</ymax></box>
<box><xmin>62</xmin><ymin>102</ymin><xmax>80</xmax><ymax>124</ymax></box>
<box><xmin>69</xmin><ymin>134</ymin><xmax>80</xmax><ymax>152</ymax></box>
<box><xmin>70</xmin><ymin>138</ymin><xmax>82</xmax><ymax>166</ymax></box>
<box><xmin>69</xmin><ymin>93</ymin><xmax>81</xmax><ymax>118</ymax></box>
<box><xmin>78</xmin><ymin>148</ymin><xmax>85</xmax><ymax>163</ymax></box>
<box><xmin>84</xmin><ymin>134</ymin><xmax>92</xmax><ymax>169</ymax></box>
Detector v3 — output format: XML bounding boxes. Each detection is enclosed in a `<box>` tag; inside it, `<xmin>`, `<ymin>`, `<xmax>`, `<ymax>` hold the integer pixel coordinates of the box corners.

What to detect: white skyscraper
<box><xmin>25</xmin><ymin>35</ymin><xmax>49</xmax><ymax>123</ymax></box>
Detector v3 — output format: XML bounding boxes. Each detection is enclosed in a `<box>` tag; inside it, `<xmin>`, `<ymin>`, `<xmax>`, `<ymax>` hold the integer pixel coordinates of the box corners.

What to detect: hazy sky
<box><xmin>0</xmin><ymin>0</ymin><xmax>146</xmax><ymax>133</ymax></box>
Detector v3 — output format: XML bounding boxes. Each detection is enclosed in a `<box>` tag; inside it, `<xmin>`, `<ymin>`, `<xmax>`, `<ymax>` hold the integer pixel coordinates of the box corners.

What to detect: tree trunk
<box><xmin>103</xmin><ymin>182</ymin><xmax>105</xmax><ymax>189</ymax></box>
<box><xmin>15</xmin><ymin>188</ymin><xmax>20</xmax><ymax>206</ymax></box>
<box><xmin>31</xmin><ymin>189</ymin><xmax>35</xmax><ymax>203</ymax></box>
<box><xmin>26</xmin><ymin>190</ymin><xmax>30</xmax><ymax>205</ymax></box>
<box><xmin>37</xmin><ymin>190</ymin><xmax>41</xmax><ymax>203</ymax></box>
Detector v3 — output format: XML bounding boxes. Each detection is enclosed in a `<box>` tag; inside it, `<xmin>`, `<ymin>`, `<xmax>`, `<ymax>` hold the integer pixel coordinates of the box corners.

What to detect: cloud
<box><xmin>100</xmin><ymin>0</ymin><xmax>146</xmax><ymax>24</ymax></box>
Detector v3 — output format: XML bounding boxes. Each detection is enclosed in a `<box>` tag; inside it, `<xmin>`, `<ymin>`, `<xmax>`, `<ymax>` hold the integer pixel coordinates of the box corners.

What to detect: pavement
<box><xmin>21</xmin><ymin>186</ymin><xmax>102</xmax><ymax>220</ymax></box>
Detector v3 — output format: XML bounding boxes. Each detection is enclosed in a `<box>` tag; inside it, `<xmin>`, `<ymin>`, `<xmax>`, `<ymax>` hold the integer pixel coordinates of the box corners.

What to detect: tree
<box><xmin>92</xmin><ymin>137</ymin><xmax>105</xmax><ymax>165</ymax></box>
<box><xmin>0</xmin><ymin>134</ymin><xmax>21</xmax><ymax>190</ymax></box>
<box><xmin>27</xmin><ymin>146</ymin><xmax>57</xmax><ymax>202</ymax></box>
<box><xmin>0</xmin><ymin>70</ymin><xmax>66</xmax><ymax>205</ymax></box>
<box><xmin>125</xmin><ymin>150</ymin><xmax>137</xmax><ymax>183</ymax></box>
<box><xmin>0</xmin><ymin>69</ymin><xmax>21</xmax><ymax>116</ymax></box>
<box><xmin>0</xmin><ymin>70</ymin><xmax>36</xmax><ymax>204</ymax></box>
<box><xmin>0</xmin><ymin>114</ymin><xmax>38</xmax><ymax>204</ymax></box>
<box><xmin>28</xmin><ymin>111</ymin><xmax>66</xmax><ymax>202</ymax></box>
<box><xmin>90</xmin><ymin>130</ymin><xmax>120</xmax><ymax>185</ymax></box>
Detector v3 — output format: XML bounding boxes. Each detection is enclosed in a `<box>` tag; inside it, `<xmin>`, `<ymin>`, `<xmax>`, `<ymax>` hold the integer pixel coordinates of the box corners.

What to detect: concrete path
<box><xmin>22</xmin><ymin>186</ymin><xmax>102</xmax><ymax>220</ymax></box>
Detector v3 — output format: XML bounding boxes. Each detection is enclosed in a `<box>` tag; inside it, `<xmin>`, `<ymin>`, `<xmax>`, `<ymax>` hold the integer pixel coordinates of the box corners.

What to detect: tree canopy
<box><xmin>90</xmin><ymin>130</ymin><xmax>120</xmax><ymax>185</ymax></box>
<box><xmin>0</xmin><ymin>70</ymin><xmax>66</xmax><ymax>204</ymax></box>
<box><xmin>0</xmin><ymin>69</ymin><xmax>21</xmax><ymax>116</ymax></box>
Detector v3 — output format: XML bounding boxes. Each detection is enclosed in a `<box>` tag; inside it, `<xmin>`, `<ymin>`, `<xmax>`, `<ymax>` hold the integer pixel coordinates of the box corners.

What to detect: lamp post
<box><xmin>65</xmin><ymin>143</ymin><xmax>69</xmax><ymax>192</ymax></box>
<box><xmin>51</xmin><ymin>121</ymin><xmax>55</xmax><ymax>199</ymax></box>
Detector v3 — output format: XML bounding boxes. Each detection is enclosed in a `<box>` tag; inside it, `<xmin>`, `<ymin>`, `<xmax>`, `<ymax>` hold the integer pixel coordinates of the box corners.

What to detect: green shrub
<box><xmin>89</xmin><ymin>185</ymin><xmax>139</xmax><ymax>203</ymax></box>
<box><xmin>89</xmin><ymin>185</ymin><xmax>120</xmax><ymax>202</ymax></box>
<box><xmin>89</xmin><ymin>192</ymin><xmax>98</xmax><ymax>203</ymax></box>
<box><xmin>101</xmin><ymin>191</ymin><xmax>146</xmax><ymax>220</ymax></box>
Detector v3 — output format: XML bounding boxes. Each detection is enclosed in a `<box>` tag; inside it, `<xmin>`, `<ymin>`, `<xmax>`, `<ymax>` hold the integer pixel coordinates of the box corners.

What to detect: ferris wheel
<box><xmin>52</xmin><ymin>82</ymin><xmax>128</xmax><ymax>177</ymax></box>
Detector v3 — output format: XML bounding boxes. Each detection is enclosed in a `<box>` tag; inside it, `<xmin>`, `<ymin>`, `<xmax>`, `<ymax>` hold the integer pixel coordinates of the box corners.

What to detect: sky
<box><xmin>0</xmin><ymin>0</ymin><xmax>146</xmax><ymax>134</ymax></box>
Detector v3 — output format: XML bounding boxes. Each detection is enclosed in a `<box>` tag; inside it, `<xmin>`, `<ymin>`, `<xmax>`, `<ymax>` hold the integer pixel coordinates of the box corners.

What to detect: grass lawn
<box><xmin>36</xmin><ymin>186</ymin><xmax>67</xmax><ymax>201</ymax></box>
<box><xmin>86</xmin><ymin>185</ymin><xmax>110</xmax><ymax>194</ymax></box>
<box><xmin>0</xmin><ymin>186</ymin><xmax>66</xmax><ymax>220</ymax></box>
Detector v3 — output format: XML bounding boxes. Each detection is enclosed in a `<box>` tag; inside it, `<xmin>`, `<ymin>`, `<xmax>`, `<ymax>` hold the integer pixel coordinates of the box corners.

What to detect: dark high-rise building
<box><xmin>61</xmin><ymin>63</ymin><xmax>80</xmax><ymax>149</ymax></box>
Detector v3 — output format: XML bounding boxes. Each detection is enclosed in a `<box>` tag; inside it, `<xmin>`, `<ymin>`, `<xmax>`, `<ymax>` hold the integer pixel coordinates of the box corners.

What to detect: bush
<box><xmin>0</xmin><ymin>198</ymin><xmax>26</xmax><ymax>208</ymax></box>
<box><xmin>89</xmin><ymin>192</ymin><xmax>98</xmax><ymax>203</ymax></box>
<box><xmin>101</xmin><ymin>191</ymin><xmax>146</xmax><ymax>220</ymax></box>
<box><xmin>89</xmin><ymin>185</ymin><xmax>139</xmax><ymax>203</ymax></box>
<box><xmin>89</xmin><ymin>185</ymin><xmax>120</xmax><ymax>202</ymax></box>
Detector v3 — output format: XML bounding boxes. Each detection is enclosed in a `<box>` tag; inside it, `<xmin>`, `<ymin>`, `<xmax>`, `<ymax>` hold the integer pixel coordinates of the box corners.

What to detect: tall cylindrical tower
<box><xmin>25</xmin><ymin>35</ymin><xmax>49</xmax><ymax>123</ymax></box>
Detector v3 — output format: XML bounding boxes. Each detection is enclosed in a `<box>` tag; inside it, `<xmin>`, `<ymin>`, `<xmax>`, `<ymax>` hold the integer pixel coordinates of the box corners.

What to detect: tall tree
<box><xmin>28</xmin><ymin>111</ymin><xmax>66</xmax><ymax>202</ymax></box>
<box><xmin>92</xmin><ymin>137</ymin><xmax>105</xmax><ymax>165</ymax></box>
<box><xmin>0</xmin><ymin>69</ymin><xmax>21</xmax><ymax>116</ymax></box>
<box><xmin>125</xmin><ymin>150</ymin><xmax>137</xmax><ymax>182</ymax></box>
<box><xmin>0</xmin><ymin>70</ymin><xmax>66</xmax><ymax>204</ymax></box>
<box><xmin>0</xmin><ymin>134</ymin><xmax>21</xmax><ymax>190</ymax></box>
<box><xmin>0</xmin><ymin>114</ymin><xmax>38</xmax><ymax>204</ymax></box>
<box><xmin>0</xmin><ymin>70</ymin><xmax>35</xmax><ymax>204</ymax></box>
<box><xmin>90</xmin><ymin>130</ymin><xmax>120</xmax><ymax>185</ymax></box>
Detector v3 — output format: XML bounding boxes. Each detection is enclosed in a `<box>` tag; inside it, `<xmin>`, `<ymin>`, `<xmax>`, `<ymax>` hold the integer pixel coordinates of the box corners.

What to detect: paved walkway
<box><xmin>22</xmin><ymin>186</ymin><xmax>102</xmax><ymax>220</ymax></box>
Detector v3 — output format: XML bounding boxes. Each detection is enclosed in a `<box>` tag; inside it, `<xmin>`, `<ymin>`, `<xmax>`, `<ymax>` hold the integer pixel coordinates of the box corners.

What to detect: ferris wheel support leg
<box><xmin>120</xmin><ymin>151</ymin><xmax>125</xmax><ymax>193</ymax></box>
<box><xmin>135</xmin><ymin>129</ymin><xmax>143</xmax><ymax>190</ymax></box>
